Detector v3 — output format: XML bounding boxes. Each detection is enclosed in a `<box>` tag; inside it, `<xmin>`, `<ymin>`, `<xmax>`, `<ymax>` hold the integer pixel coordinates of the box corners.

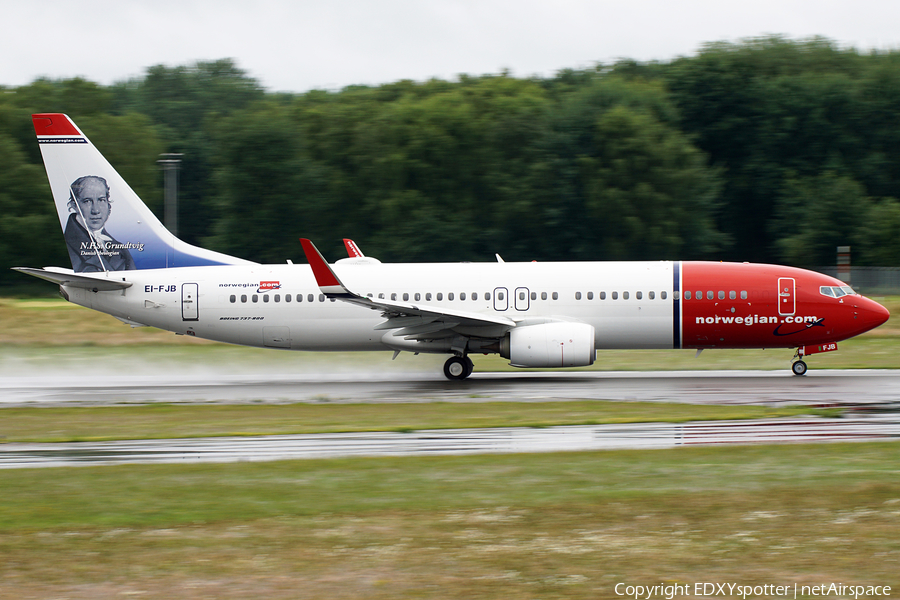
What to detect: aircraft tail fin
<box><xmin>32</xmin><ymin>113</ymin><xmax>253</xmax><ymax>272</ymax></box>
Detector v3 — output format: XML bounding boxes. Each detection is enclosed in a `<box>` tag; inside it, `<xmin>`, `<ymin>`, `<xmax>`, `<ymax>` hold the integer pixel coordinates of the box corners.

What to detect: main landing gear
<box><xmin>443</xmin><ymin>355</ymin><xmax>474</xmax><ymax>381</ymax></box>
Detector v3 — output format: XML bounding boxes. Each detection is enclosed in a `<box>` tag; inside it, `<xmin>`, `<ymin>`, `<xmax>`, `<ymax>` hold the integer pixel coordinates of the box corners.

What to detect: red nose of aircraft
<box><xmin>858</xmin><ymin>296</ymin><xmax>891</xmax><ymax>333</ymax></box>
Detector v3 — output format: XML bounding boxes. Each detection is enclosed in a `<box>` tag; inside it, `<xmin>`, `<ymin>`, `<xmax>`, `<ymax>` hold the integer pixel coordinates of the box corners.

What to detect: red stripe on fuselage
<box><xmin>680</xmin><ymin>262</ymin><xmax>887</xmax><ymax>349</ymax></box>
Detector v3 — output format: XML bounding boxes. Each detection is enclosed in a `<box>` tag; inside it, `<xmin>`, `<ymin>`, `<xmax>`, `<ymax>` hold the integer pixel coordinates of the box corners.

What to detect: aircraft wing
<box><xmin>299</xmin><ymin>239</ymin><xmax>515</xmax><ymax>339</ymax></box>
<box><xmin>13</xmin><ymin>267</ymin><xmax>133</xmax><ymax>291</ymax></box>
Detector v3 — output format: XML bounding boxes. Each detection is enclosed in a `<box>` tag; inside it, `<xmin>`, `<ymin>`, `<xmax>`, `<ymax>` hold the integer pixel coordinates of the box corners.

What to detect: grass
<box><xmin>1</xmin><ymin>442</ymin><xmax>899</xmax><ymax>599</ymax></box>
<box><xmin>1</xmin><ymin>297</ymin><xmax>897</xmax><ymax>598</ymax></box>
<box><xmin>0</xmin><ymin>401</ymin><xmax>837</xmax><ymax>443</ymax></box>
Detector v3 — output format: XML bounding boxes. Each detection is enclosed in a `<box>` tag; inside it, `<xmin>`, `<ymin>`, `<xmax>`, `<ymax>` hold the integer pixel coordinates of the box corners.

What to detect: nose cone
<box><xmin>860</xmin><ymin>296</ymin><xmax>890</xmax><ymax>331</ymax></box>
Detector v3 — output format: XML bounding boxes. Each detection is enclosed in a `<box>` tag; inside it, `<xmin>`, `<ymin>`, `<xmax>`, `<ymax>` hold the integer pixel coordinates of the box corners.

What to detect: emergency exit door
<box><xmin>182</xmin><ymin>283</ymin><xmax>199</xmax><ymax>321</ymax></box>
<box><xmin>777</xmin><ymin>277</ymin><xmax>795</xmax><ymax>316</ymax></box>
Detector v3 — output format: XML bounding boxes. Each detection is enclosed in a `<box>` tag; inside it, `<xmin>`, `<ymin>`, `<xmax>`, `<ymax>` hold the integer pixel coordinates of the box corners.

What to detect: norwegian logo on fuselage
<box><xmin>217</xmin><ymin>281</ymin><xmax>282</xmax><ymax>293</ymax></box>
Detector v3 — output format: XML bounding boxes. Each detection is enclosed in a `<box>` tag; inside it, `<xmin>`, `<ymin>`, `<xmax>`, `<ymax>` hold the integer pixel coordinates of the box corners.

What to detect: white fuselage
<box><xmin>65</xmin><ymin>260</ymin><xmax>677</xmax><ymax>352</ymax></box>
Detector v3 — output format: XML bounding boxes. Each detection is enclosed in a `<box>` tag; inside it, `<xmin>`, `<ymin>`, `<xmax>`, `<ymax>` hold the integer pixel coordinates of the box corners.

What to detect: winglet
<box><xmin>343</xmin><ymin>239</ymin><xmax>365</xmax><ymax>258</ymax></box>
<box><xmin>299</xmin><ymin>239</ymin><xmax>353</xmax><ymax>296</ymax></box>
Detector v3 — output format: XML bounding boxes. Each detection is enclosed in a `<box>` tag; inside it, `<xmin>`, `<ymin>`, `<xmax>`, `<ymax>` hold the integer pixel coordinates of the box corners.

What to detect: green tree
<box><xmin>663</xmin><ymin>37</ymin><xmax>870</xmax><ymax>262</ymax></box>
<box><xmin>771</xmin><ymin>172</ymin><xmax>871</xmax><ymax>266</ymax></box>
<box><xmin>209</xmin><ymin>104</ymin><xmax>328</xmax><ymax>263</ymax></box>
<box><xmin>581</xmin><ymin>106</ymin><xmax>724</xmax><ymax>259</ymax></box>
<box><xmin>856</xmin><ymin>198</ymin><xmax>900</xmax><ymax>265</ymax></box>
<box><xmin>0</xmin><ymin>134</ymin><xmax>65</xmax><ymax>285</ymax></box>
<box><xmin>112</xmin><ymin>60</ymin><xmax>267</xmax><ymax>247</ymax></box>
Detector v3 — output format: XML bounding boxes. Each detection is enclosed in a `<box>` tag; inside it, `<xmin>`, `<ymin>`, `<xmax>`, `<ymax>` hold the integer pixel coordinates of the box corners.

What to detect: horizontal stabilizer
<box><xmin>12</xmin><ymin>267</ymin><xmax>132</xmax><ymax>291</ymax></box>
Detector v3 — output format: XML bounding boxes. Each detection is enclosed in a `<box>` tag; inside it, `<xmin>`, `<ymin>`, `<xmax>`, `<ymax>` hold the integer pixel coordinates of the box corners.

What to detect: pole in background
<box><xmin>157</xmin><ymin>153</ymin><xmax>183</xmax><ymax>236</ymax></box>
<box><xmin>837</xmin><ymin>245</ymin><xmax>851</xmax><ymax>284</ymax></box>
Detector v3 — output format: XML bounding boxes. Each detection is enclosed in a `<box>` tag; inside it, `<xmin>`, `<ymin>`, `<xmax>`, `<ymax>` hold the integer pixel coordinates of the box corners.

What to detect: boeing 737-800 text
<box><xmin>15</xmin><ymin>114</ymin><xmax>890</xmax><ymax>379</ymax></box>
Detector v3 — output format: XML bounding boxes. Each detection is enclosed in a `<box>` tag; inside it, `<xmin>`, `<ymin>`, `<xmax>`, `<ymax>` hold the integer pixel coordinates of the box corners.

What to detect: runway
<box><xmin>2</xmin><ymin>415</ymin><xmax>898</xmax><ymax>468</ymax></box>
<box><xmin>2</xmin><ymin>369</ymin><xmax>899</xmax><ymax>407</ymax></box>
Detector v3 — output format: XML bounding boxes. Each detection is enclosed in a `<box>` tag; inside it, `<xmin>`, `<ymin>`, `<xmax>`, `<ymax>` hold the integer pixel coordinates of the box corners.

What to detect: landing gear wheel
<box><xmin>443</xmin><ymin>356</ymin><xmax>472</xmax><ymax>381</ymax></box>
<box><xmin>791</xmin><ymin>360</ymin><xmax>808</xmax><ymax>376</ymax></box>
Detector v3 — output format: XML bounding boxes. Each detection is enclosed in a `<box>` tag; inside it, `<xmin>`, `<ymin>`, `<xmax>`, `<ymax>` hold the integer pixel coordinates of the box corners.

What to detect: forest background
<box><xmin>2</xmin><ymin>36</ymin><xmax>900</xmax><ymax>289</ymax></box>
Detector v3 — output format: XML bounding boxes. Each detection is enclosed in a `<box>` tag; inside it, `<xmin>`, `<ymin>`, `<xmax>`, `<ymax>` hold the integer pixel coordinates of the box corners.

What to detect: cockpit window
<box><xmin>820</xmin><ymin>285</ymin><xmax>855</xmax><ymax>298</ymax></box>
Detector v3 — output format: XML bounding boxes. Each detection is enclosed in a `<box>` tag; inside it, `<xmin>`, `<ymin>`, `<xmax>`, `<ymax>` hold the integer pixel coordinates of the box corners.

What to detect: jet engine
<box><xmin>500</xmin><ymin>322</ymin><xmax>596</xmax><ymax>368</ymax></box>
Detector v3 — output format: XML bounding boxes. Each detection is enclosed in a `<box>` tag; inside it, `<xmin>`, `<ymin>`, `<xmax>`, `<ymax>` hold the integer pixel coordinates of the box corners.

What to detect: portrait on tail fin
<box><xmin>63</xmin><ymin>175</ymin><xmax>136</xmax><ymax>272</ymax></box>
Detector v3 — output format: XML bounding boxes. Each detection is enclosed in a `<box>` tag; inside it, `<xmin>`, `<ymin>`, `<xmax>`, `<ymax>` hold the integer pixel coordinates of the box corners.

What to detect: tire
<box><xmin>443</xmin><ymin>356</ymin><xmax>469</xmax><ymax>380</ymax></box>
<box><xmin>791</xmin><ymin>360</ymin><xmax>808</xmax><ymax>376</ymax></box>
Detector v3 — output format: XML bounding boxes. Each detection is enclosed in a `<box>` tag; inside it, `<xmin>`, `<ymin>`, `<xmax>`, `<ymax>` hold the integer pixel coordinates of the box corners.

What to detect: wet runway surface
<box><xmin>2</xmin><ymin>369</ymin><xmax>900</xmax><ymax>407</ymax></box>
<box><xmin>3</xmin><ymin>416</ymin><xmax>898</xmax><ymax>468</ymax></box>
<box><xmin>3</xmin><ymin>370</ymin><xmax>898</xmax><ymax>468</ymax></box>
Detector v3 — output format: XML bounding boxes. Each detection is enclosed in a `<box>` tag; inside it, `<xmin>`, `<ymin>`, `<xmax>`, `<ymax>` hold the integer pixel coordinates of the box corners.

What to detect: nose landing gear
<box><xmin>791</xmin><ymin>347</ymin><xmax>808</xmax><ymax>376</ymax></box>
<box><xmin>443</xmin><ymin>355</ymin><xmax>474</xmax><ymax>380</ymax></box>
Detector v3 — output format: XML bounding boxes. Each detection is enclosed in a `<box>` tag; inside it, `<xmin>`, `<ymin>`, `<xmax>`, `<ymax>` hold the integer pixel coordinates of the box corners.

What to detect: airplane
<box><xmin>15</xmin><ymin>113</ymin><xmax>891</xmax><ymax>380</ymax></box>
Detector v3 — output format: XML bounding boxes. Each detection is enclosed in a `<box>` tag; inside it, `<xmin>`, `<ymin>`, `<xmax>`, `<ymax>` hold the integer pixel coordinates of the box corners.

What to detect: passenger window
<box><xmin>472</xmin><ymin>292</ymin><xmax>478</xmax><ymax>301</ymax></box>
<box><xmin>230</xmin><ymin>295</ymin><xmax>236</xmax><ymax>303</ymax></box>
<box><xmin>252</xmin><ymin>295</ymin><xmax>258</xmax><ymax>303</ymax></box>
<box><xmin>718</xmin><ymin>291</ymin><xmax>725</xmax><ymax>300</ymax></box>
<box><xmin>449</xmin><ymin>293</ymin><xmax>455</xmax><ymax>301</ymax></box>
<box><xmin>403</xmin><ymin>293</ymin><xmax>409</xmax><ymax>301</ymax></box>
<box><xmin>575</xmin><ymin>292</ymin><xmax>582</xmax><ymax>300</ymax></box>
<box><xmin>437</xmin><ymin>293</ymin><xmax>443</xmax><ymax>301</ymax></box>
<box><xmin>541</xmin><ymin>292</ymin><xmax>547</xmax><ymax>300</ymax></box>
<box><xmin>729</xmin><ymin>291</ymin><xmax>736</xmax><ymax>300</ymax></box>
<box><xmin>661</xmin><ymin>291</ymin><xmax>667</xmax><ymax>300</ymax></box>
<box><xmin>587</xmin><ymin>291</ymin><xmax>593</xmax><ymax>300</ymax></box>
<box><xmin>378</xmin><ymin>293</ymin><xmax>384</xmax><ymax>299</ymax></box>
<box><xmin>498</xmin><ymin>291</ymin><xmax>504</xmax><ymax>300</ymax></box>
<box><xmin>241</xmin><ymin>294</ymin><xmax>247</xmax><ymax>303</ymax></box>
<box><xmin>460</xmin><ymin>292</ymin><xmax>466</xmax><ymax>301</ymax></box>
<box><xmin>636</xmin><ymin>291</ymin><xmax>642</xmax><ymax>300</ymax></box>
<box><xmin>650</xmin><ymin>291</ymin><xmax>656</xmax><ymax>300</ymax></box>
<box><xmin>308</xmin><ymin>294</ymin><xmax>314</xmax><ymax>302</ymax></box>
<box><xmin>426</xmin><ymin>293</ymin><xmax>432</xmax><ymax>301</ymax></box>
<box><xmin>600</xmin><ymin>291</ymin><xmax>606</xmax><ymax>300</ymax></box>
<box><xmin>741</xmin><ymin>291</ymin><xmax>748</xmax><ymax>300</ymax></box>
<box><xmin>415</xmin><ymin>293</ymin><xmax>420</xmax><ymax>301</ymax></box>
<box><xmin>531</xmin><ymin>292</ymin><xmax>536</xmax><ymax>300</ymax></box>
<box><xmin>612</xmin><ymin>292</ymin><xmax>618</xmax><ymax>300</ymax></box>
<box><xmin>623</xmin><ymin>291</ymin><xmax>630</xmax><ymax>300</ymax></box>
<box><xmin>285</xmin><ymin>294</ymin><xmax>291</xmax><ymax>303</ymax></box>
<box><xmin>707</xmin><ymin>291</ymin><xmax>714</xmax><ymax>300</ymax></box>
<box><xmin>683</xmin><ymin>291</ymin><xmax>690</xmax><ymax>300</ymax></box>
<box><xmin>485</xmin><ymin>292</ymin><xmax>491</xmax><ymax>301</ymax></box>
<box><xmin>263</xmin><ymin>295</ymin><xmax>269</xmax><ymax>303</ymax></box>
<box><xmin>297</xmin><ymin>294</ymin><xmax>303</xmax><ymax>302</ymax></box>
<box><xmin>552</xmin><ymin>292</ymin><xmax>559</xmax><ymax>300</ymax></box>
<box><xmin>519</xmin><ymin>291</ymin><xmax>526</xmax><ymax>300</ymax></box>
<box><xmin>391</xmin><ymin>293</ymin><xmax>397</xmax><ymax>301</ymax></box>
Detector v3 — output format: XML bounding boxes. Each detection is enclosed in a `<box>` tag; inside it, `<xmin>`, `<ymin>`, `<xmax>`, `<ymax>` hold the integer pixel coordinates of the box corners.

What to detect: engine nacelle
<box><xmin>500</xmin><ymin>322</ymin><xmax>596</xmax><ymax>368</ymax></box>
